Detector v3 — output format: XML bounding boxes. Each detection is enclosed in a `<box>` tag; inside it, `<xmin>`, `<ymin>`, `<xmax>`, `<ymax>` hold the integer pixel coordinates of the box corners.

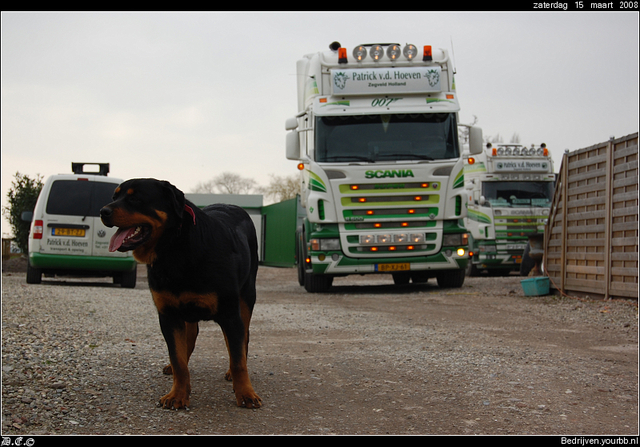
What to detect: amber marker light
<box><xmin>423</xmin><ymin>45</ymin><xmax>432</xmax><ymax>61</ymax></box>
<box><xmin>358</xmin><ymin>198</ymin><xmax>367</xmax><ymax>203</ymax></box>
<box><xmin>338</xmin><ymin>47</ymin><xmax>348</xmax><ymax>63</ymax></box>
<box><xmin>366</xmin><ymin>210</ymin><xmax>374</xmax><ymax>215</ymax></box>
<box><xmin>297</xmin><ymin>163</ymin><xmax>305</xmax><ymax>171</ymax></box>
<box><xmin>351</xmin><ymin>185</ymin><xmax>359</xmax><ymax>190</ymax></box>
<box><xmin>408</xmin><ymin>209</ymin><xmax>415</xmax><ymax>214</ymax></box>
<box><xmin>421</xmin><ymin>183</ymin><xmax>429</xmax><ymax>188</ymax></box>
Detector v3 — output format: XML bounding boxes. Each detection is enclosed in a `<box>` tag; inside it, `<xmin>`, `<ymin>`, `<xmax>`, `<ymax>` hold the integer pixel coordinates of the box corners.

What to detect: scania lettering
<box><xmin>285</xmin><ymin>41</ymin><xmax>483</xmax><ymax>292</ymax></box>
<box><xmin>463</xmin><ymin>143</ymin><xmax>555</xmax><ymax>276</ymax></box>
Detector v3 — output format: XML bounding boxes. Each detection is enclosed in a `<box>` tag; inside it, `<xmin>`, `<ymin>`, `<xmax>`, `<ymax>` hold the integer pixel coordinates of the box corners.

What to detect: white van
<box><xmin>25</xmin><ymin>163</ymin><xmax>137</xmax><ymax>287</ymax></box>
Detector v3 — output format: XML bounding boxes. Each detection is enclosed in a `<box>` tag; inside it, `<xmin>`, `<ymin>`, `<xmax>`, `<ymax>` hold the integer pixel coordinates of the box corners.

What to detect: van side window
<box><xmin>46</xmin><ymin>181</ymin><xmax>118</xmax><ymax>217</ymax></box>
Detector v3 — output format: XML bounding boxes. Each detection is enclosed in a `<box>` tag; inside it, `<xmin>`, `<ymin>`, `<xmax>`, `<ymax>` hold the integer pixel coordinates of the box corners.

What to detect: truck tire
<box><xmin>520</xmin><ymin>243</ymin><xmax>536</xmax><ymax>277</ymax></box>
<box><xmin>436</xmin><ymin>269</ymin><xmax>465</xmax><ymax>288</ymax></box>
<box><xmin>304</xmin><ymin>272</ymin><xmax>333</xmax><ymax>293</ymax></box>
<box><xmin>26</xmin><ymin>260</ymin><xmax>42</xmax><ymax>284</ymax></box>
<box><xmin>466</xmin><ymin>260</ymin><xmax>480</xmax><ymax>277</ymax></box>
<box><xmin>297</xmin><ymin>234</ymin><xmax>305</xmax><ymax>286</ymax></box>
<box><xmin>120</xmin><ymin>269</ymin><xmax>137</xmax><ymax>289</ymax></box>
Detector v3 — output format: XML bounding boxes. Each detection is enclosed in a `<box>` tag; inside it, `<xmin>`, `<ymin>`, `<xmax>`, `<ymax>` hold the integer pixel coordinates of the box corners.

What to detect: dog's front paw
<box><xmin>159</xmin><ymin>390</ymin><xmax>190</xmax><ymax>410</ymax></box>
<box><xmin>236</xmin><ymin>390</ymin><xmax>262</xmax><ymax>409</ymax></box>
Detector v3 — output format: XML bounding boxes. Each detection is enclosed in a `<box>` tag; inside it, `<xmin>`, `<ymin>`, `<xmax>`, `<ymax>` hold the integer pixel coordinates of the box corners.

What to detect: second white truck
<box><xmin>463</xmin><ymin>143</ymin><xmax>555</xmax><ymax>276</ymax></box>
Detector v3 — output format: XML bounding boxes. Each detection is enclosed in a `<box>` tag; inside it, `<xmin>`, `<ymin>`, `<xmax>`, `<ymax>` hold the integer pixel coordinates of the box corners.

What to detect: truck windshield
<box><xmin>482</xmin><ymin>181</ymin><xmax>554</xmax><ymax>207</ymax></box>
<box><xmin>315</xmin><ymin>113</ymin><xmax>459</xmax><ymax>163</ymax></box>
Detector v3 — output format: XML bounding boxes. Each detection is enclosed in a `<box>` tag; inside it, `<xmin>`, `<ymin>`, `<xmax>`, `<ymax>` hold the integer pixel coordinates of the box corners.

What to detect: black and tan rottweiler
<box><xmin>100</xmin><ymin>178</ymin><xmax>261</xmax><ymax>410</ymax></box>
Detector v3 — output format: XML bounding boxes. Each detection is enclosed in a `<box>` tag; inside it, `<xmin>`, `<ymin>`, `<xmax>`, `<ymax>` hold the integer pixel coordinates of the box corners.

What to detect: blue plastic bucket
<box><xmin>520</xmin><ymin>277</ymin><xmax>550</xmax><ymax>296</ymax></box>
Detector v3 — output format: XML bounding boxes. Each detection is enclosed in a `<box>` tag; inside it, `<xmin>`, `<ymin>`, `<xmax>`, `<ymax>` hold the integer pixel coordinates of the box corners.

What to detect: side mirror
<box><xmin>285</xmin><ymin>117</ymin><xmax>299</xmax><ymax>131</ymax></box>
<box><xmin>468</xmin><ymin>126</ymin><xmax>483</xmax><ymax>155</ymax></box>
<box><xmin>21</xmin><ymin>211</ymin><xmax>33</xmax><ymax>222</ymax></box>
<box><xmin>286</xmin><ymin>130</ymin><xmax>300</xmax><ymax>160</ymax></box>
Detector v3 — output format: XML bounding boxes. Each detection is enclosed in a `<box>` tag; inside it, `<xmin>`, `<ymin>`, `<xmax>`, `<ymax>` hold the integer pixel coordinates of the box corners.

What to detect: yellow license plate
<box><xmin>52</xmin><ymin>228</ymin><xmax>86</xmax><ymax>237</ymax></box>
<box><xmin>376</xmin><ymin>263</ymin><xmax>410</xmax><ymax>272</ymax></box>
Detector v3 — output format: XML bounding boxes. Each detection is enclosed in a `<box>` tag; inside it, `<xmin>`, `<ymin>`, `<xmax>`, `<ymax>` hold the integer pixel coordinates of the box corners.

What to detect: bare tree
<box><xmin>191</xmin><ymin>172</ymin><xmax>258</xmax><ymax>195</ymax></box>
<box><xmin>262</xmin><ymin>174</ymin><xmax>300</xmax><ymax>203</ymax></box>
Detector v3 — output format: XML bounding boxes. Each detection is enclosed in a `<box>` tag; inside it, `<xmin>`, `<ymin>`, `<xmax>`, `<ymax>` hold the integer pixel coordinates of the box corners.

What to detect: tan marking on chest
<box><xmin>151</xmin><ymin>289</ymin><xmax>219</xmax><ymax>315</ymax></box>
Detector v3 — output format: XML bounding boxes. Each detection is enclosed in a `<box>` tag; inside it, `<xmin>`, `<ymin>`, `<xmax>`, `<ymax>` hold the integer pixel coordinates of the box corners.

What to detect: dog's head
<box><xmin>100</xmin><ymin>178</ymin><xmax>187</xmax><ymax>263</ymax></box>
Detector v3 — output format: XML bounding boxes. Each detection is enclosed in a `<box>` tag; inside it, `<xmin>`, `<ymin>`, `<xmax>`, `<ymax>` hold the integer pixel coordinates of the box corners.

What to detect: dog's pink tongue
<box><xmin>109</xmin><ymin>227</ymin><xmax>136</xmax><ymax>252</ymax></box>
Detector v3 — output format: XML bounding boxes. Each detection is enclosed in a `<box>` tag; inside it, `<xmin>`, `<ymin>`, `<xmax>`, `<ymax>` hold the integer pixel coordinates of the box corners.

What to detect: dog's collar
<box><xmin>184</xmin><ymin>204</ymin><xmax>196</xmax><ymax>225</ymax></box>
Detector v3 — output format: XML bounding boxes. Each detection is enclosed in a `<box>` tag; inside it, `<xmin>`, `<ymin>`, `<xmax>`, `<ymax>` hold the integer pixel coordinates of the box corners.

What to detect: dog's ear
<box><xmin>159</xmin><ymin>180</ymin><xmax>185</xmax><ymax>221</ymax></box>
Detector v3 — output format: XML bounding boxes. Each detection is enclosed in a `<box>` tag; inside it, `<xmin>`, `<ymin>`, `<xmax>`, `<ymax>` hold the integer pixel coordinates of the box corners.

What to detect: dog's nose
<box><xmin>100</xmin><ymin>206</ymin><xmax>113</xmax><ymax>226</ymax></box>
<box><xmin>100</xmin><ymin>206</ymin><xmax>112</xmax><ymax>218</ymax></box>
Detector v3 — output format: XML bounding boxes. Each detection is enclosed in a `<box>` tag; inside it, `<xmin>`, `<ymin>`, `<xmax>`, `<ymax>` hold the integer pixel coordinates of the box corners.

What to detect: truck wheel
<box><xmin>26</xmin><ymin>260</ymin><xmax>42</xmax><ymax>284</ymax></box>
<box><xmin>520</xmin><ymin>244</ymin><xmax>536</xmax><ymax>277</ymax></box>
<box><xmin>304</xmin><ymin>272</ymin><xmax>333</xmax><ymax>293</ymax></box>
<box><xmin>466</xmin><ymin>261</ymin><xmax>480</xmax><ymax>277</ymax></box>
<box><xmin>436</xmin><ymin>269</ymin><xmax>465</xmax><ymax>288</ymax></box>
<box><xmin>297</xmin><ymin>240</ymin><xmax>305</xmax><ymax>286</ymax></box>
<box><xmin>120</xmin><ymin>269</ymin><xmax>137</xmax><ymax>288</ymax></box>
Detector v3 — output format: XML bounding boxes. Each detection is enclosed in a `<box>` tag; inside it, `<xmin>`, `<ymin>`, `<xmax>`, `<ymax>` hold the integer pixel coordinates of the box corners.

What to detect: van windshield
<box><xmin>315</xmin><ymin>113</ymin><xmax>459</xmax><ymax>163</ymax></box>
<box><xmin>46</xmin><ymin>180</ymin><xmax>117</xmax><ymax>217</ymax></box>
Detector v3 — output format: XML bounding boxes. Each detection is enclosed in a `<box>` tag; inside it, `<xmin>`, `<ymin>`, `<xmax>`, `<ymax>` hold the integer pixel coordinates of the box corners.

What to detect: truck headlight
<box><xmin>311</xmin><ymin>238</ymin><xmax>340</xmax><ymax>251</ymax></box>
<box><xmin>442</xmin><ymin>233</ymin><xmax>469</xmax><ymax>246</ymax></box>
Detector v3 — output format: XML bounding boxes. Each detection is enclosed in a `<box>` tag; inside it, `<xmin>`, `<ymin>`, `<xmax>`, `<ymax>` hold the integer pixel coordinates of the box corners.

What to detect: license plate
<box><xmin>52</xmin><ymin>227</ymin><xmax>86</xmax><ymax>237</ymax></box>
<box><xmin>376</xmin><ymin>263</ymin><xmax>410</xmax><ymax>272</ymax></box>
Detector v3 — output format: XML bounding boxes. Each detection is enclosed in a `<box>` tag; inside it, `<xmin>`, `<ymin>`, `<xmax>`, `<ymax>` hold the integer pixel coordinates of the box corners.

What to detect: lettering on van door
<box><xmin>46</xmin><ymin>238</ymin><xmax>90</xmax><ymax>253</ymax></box>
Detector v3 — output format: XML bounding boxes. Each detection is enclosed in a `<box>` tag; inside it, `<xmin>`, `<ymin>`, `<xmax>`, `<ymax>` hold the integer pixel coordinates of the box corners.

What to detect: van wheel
<box><xmin>26</xmin><ymin>261</ymin><xmax>42</xmax><ymax>284</ymax></box>
<box><xmin>119</xmin><ymin>269</ymin><xmax>137</xmax><ymax>289</ymax></box>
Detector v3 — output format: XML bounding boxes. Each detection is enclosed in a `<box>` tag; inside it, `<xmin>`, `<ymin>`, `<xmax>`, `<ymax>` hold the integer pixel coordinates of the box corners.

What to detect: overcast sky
<box><xmin>2</xmin><ymin>11</ymin><xmax>638</xmax><ymax>236</ymax></box>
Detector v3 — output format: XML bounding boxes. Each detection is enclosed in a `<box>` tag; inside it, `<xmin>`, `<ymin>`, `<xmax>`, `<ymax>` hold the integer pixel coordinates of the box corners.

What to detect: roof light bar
<box><xmin>346</xmin><ymin>43</ymin><xmax>424</xmax><ymax>62</ymax></box>
<box><xmin>492</xmin><ymin>144</ymin><xmax>551</xmax><ymax>157</ymax></box>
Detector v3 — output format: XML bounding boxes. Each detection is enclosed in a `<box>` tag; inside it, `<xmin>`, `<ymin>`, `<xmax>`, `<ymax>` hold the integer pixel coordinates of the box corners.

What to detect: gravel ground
<box><xmin>1</xmin><ymin>259</ymin><xmax>638</xmax><ymax>436</ymax></box>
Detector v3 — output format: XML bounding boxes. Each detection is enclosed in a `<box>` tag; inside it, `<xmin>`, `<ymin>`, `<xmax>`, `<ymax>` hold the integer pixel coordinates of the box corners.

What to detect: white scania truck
<box><xmin>285</xmin><ymin>41</ymin><xmax>483</xmax><ymax>292</ymax></box>
<box><xmin>463</xmin><ymin>143</ymin><xmax>555</xmax><ymax>276</ymax></box>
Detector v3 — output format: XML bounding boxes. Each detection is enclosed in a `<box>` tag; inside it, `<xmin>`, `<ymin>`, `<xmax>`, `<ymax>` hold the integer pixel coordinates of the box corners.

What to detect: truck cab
<box><xmin>286</xmin><ymin>42</ymin><xmax>483</xmax><ymax>292</ymax></box>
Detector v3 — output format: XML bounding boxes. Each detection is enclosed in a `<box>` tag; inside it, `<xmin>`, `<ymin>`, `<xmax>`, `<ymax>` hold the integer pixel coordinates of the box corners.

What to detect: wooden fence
<box><xmin>544</xmin><ymin>133</ymin><xmax>638</xmax><ymax>300</ymax></box>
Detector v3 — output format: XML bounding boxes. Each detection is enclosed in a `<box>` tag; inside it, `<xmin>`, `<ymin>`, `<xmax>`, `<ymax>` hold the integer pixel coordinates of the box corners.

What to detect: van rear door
<box><xmin>41</xmin><ymin>178</ymin><xmax>123</xmax><ymax>257</ymax></box>
<box><xmin>89</xmin><ymin>180</ymin><xmax>124</xmax><ymax>257</ymax></box>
